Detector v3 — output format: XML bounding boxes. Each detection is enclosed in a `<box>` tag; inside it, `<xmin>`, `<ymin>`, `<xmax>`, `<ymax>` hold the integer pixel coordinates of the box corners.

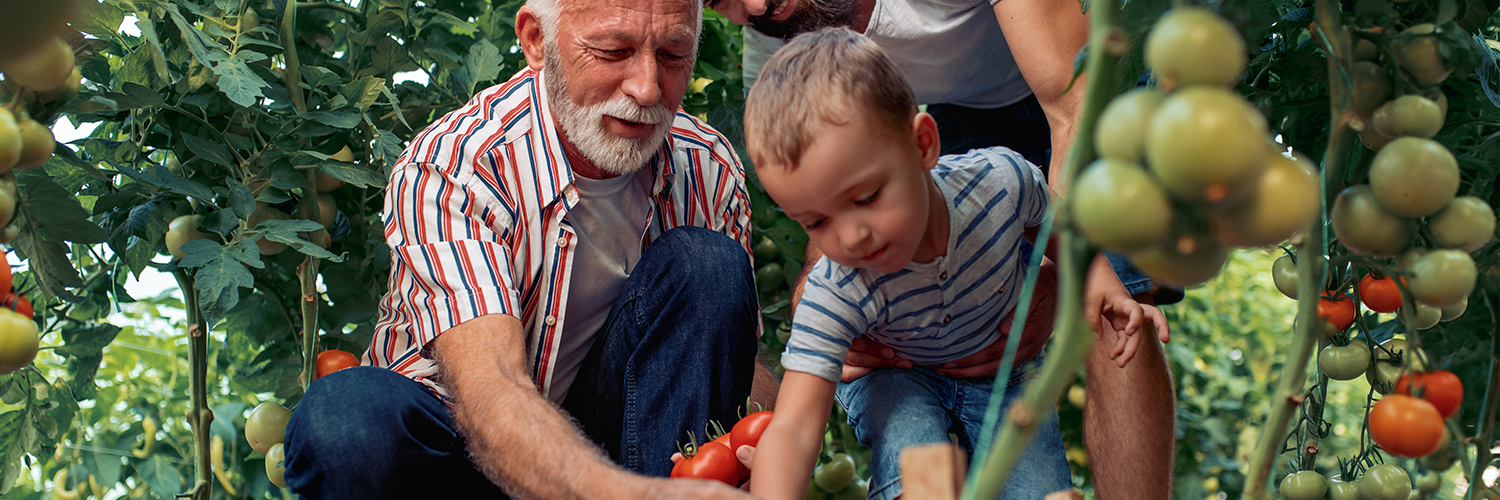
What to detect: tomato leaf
<box><xmin>0</xmin><ymin>409</ymin><xmax>39</xmax><ymax>495</ymax></box>
<box><xmin>305</xmin><ymin>111</ymin><xmax>362</xmax><ymax>129</ymax></box>
<box><xmin>460</xmin><ymin>39</ymin><xmax>504</xmax><ymax>95</ymax></box>
<box><xmin>297</xmin><ymin>151</ymin><xmax>386</xmax><ymax>189</ymax></box>
<box><xmin>137</xmin><ymin>454</ymin><xmax>184</xmax><ymax>499</ymax></box>
<box><xmin>183</xmin><ymin>133</ymin><xmax>238</xmax><ymax>171</ymax></box>
<box><xmin>254</xmin><ymin>219</ymin><xmax>345</xmax><ymax>262</ymax></box>
<box><xmin>12</xmin><ymin>231</ymin><xmax>83</xmax><ymax>302</ymax></box>
<box><xmin>180</xmin><ymin>239</ymin><xmax>266</xmax><ymax>326</ymax></box>
<box><xmin>228</xmin><ymin>179</ymin><xmax>258</xmax><ymax>220</ymax></box>
<box><xmin>347</xmin><ymin>76</ymin><xmax>388</xmax><ymax>109</ymax></box>
<box><xmin>57</xmin><ymin>325</ymin><xmax>124</xmax><ymax>359</ymax></box>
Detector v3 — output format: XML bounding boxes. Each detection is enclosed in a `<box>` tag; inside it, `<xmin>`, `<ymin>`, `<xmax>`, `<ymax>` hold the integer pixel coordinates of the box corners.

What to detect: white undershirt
<box><xmin>547</xmin><ymin>167</ymin><xmax>654</xmax><ymax>402</ymax></box>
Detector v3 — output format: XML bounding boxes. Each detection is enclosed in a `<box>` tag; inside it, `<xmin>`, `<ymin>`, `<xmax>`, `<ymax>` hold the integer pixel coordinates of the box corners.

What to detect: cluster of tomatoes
<box><xmin>240</xmin><ymin>349</ymin><xmax>358</xmax><ymax>489</ymax></box>
<box><xmin>668</xmin><ymin>410</ymin><xmax>866</xmax><ymax>498</ymax></box>
<box><xmin>0</xmin><ymin>1</ymin><xmax>78</xmax><ymax>246</ymax></box>
<box><xmin>1073</xmin><ymin>7</ymin><xmax>1319</xmax><ymax>288</ymax></box>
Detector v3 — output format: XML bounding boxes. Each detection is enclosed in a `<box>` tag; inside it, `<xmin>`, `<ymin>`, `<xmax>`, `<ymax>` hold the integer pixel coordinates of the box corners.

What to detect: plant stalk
<box><xmin>958</xmin><ymin>0</ymin><xmax>1122</xmax><ymax>496</ymax></box>
<box><xmin>1467</xmin><ymin>317</ymin><xmax>1500</xmax><ymax>499</ymax></box>
<box><xmin>172</xmin><ymin>270</ymin><xmax>213</xmax><ymax>500</ymax></box>
<box><xmin>1243</xmin><ymin>0</ymin><xmax>1351</xmax><ymax>496</ymax></box>
<box><xmin>280</xmin><ymin>0</ymin><xmax>323</xmax><ymax>390</ymax></box>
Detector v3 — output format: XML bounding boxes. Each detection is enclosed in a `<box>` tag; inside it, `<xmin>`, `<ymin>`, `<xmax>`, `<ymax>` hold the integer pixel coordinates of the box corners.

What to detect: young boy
<box><xmin>741</xmin><ymin>28</ymin><xmax>1159</xmax><ymax>499</ymax></box>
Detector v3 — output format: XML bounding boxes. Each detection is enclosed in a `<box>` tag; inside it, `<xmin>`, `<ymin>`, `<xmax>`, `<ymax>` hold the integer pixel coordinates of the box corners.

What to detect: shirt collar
<box><xmin>532</xmin><ymin>70</ymin><xmax>677</xmax><ymax>205</ymax></box>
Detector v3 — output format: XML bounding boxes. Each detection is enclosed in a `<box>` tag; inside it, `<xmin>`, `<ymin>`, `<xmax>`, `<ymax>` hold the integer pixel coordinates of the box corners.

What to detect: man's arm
<box><xmin>991</xmin><ymin>0</ymin><xmax>1089</xmax><ymax>190</ymax></box>
<box><xmin>433</xmin><ymin>314</ymin><xmax>751</xmax><ymax>499</ymax></box>
<box><xmin>993</xmin><ymin>2</ymin><xmax>1177</xmax><ymax>497</ymax></box>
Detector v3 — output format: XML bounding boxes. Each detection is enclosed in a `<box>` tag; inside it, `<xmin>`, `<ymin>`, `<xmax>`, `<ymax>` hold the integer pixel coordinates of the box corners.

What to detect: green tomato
<box><xmin>829</xmin><ymin>479</ymin><xmax>868</xmax><ymax>500</ymax></box>
<box><xmin>1358</xmin><ymin>464</ymin><xmax>1411</xmax><ymax>500</ymax></box>
<box><xmin>1328</xmin><ymin>474</ymin><xmax>1360</xmax><ymax>500</ymax></box>
<box><xmin>754</xmin><ymin>236</ymin><xmax>779</xmax><ymax>261</ymax></box>
<box><xmin>246</xmin><ymin>401</ymin><xmax>292</xmax><ymax>454</ymax></box>
<box><xmin>1211</xmin><ymin>153</ymin><xmax>1319</xmax><ymax>247</ymax></box>
<box><xmin>1070</xmin><ymin>158</ymin><xmax>1172</xmax><ymax>253</ymax></box>
<box><xmin>0</xmin><ymin>308</ymin><xmax>39</xmax><ymax>374</ymax></box>
<box><xmin>1144</xmin><ymin>7</ymin><xmax>1246</xmax><ymax>91</ymax></box>
<box><xmin>1318</xmin><ymin>342</ymin><xmax>1370</xmax><ymax>381</ymax></box>
<box><xmin>1412</xmin><ymin>471</ymin><xmax>1439</xmax><ymax>494</ymax></box>
<box><xmin>1440</xmin><ymin>298</ymin><xmax>1467</xmax><ymax>322</ymax></box>
<box><xmin>1368</xmin><ymin>137</ymin><xmax>1459</xmax><ymax>218</ymax></box>
<box><xmin>1146</xmin><ymin>88</ymin><xmax>1268</xmax><ymax>203</ymax></box>
<box><xmin>1427</xmin><ymin>196</ymin><xmax>1496</xmax><ymax>253</ymax></box>
<box><xmin>1279</xmin><ymin>470</ymin><xmax>1327</xmax><ymax>500</ymax></box>
<box><xmin>266</xmin><ymin>442</ymin><xmax>287</xmax><ymax>488</ymax></box>
<box><xmin>1331</xmin><ymin>185</ymin><xmax>1415</xmax><ymax>257</ymax></box>
<box><xmin>1406</xmin><ymin>250</ymin><xmax>1477</xmax><ymax>308</ymax></box>
<box><xmin>813</xmin><ymin>453</ymin><xmax>856</xmax><ymax>492</ymax></box>
<box><xmin>1272</xmin><ymin>254</ymin><xmax>1299</xmax><ymax>300</ymax></box>
<box><xmin>1094</xmin><ymin>88</ymin><xmax>1165</xmax><ymax>162</ymax></box>
<box><xmin>755</xmin><ymin>262</ymin><xmax>784</xmax><ymax>293</ymax></box>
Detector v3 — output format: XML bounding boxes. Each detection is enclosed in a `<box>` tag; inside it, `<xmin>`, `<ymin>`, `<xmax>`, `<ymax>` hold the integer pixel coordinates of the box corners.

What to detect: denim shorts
<box><xmin>833</xmin><ymin>360</ymin><xmax>1071</xmax><ymax>500</ymax></box>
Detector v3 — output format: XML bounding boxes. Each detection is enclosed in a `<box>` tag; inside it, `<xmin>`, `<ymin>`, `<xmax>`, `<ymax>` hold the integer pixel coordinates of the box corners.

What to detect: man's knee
<box><xmin>285</xmin><ymin>367</ymin><xmax>454</xmax><ymax>478</ymax></box>
<box><xmin>643</xmin><ymin>226</ymin><xmax>754</xmax><ymax>292</ymax></box>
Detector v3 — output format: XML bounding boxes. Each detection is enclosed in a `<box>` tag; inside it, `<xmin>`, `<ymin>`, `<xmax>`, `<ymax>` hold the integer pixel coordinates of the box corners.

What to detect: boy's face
<box><xmin>757</xmin><ymin>112</ymin><xmax>943</xmax><ymax>274</ymax></box>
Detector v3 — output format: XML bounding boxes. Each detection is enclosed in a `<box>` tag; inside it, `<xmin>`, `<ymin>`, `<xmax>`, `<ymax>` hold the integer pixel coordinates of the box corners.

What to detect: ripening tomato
<box><xmin>1396</xmin><ymin>370</ymin><xmax>1463</xmax><ymax>418</ymax></box>
<box><xmin>0</xmin><ymin>257</ymin><xmax>11</xmax><ymax>296</ymax></box>
<box><xmin>730</xmin><ymin>411</ymin><xmax>774</xmax><ymax>452</ymax></box>
<box><xmin>1317</xmin><ymin>297</ymin><xmax>1356</xmax><ymax>331</ymax></box>
<box><xmin>315</xmin><ymin>349</ymin><xmax>359</xmax><ymax>379</ymax></box>
<box><xmin>1369</xmin><ymin>394</ymin><xmax>1444</xmax><ymax>458</ymax></box>
<box><xmin>1358</xmin><ymin>274</ymin><xmax>1404</xmax><ymax>313</ymax></box>
<box><xmin>0</xmin><ymin>292</ymin><xmax>31</xmax><ymax>318</ymax></box>
<box><xmin>670</xmin><ymin>441</ymin><xmax>742</xmax><ymax>486</ymax></box>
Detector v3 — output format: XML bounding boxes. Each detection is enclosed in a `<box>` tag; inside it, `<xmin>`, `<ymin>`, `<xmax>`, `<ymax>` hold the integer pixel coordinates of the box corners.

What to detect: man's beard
<box><xmin>543</xmin><ymin>42</ymin><xmax>677</xmax><ymax>176</ymax></box>
<box><xmin>749</xmin><ymin>0</ymin><xmax>859</xmax><ymax>40</ymax></box>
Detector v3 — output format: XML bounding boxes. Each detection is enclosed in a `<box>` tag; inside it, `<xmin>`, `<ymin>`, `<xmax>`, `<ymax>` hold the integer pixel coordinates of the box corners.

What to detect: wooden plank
<box><xmin>898</xmin><ymin>442</ymin><xmax>966</xmax><ymax>500</ymax></box>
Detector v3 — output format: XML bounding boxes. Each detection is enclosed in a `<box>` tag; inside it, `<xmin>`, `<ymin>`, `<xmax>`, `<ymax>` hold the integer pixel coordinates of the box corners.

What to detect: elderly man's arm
<box><xmin>434</xmin><ymin>314</ymin><xmax>753</xmax><ymax>499</ymax></box>
<box><xmin>992</xmin><ymin>1</ymin><xmax>1177</xmax><ymax>498</ymax></box>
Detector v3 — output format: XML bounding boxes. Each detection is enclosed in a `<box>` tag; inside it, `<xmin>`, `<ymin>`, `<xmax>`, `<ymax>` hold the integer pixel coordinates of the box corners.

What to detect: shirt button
<box><xmin>556</xmin><ymin>237</ymin><xmax>568</xmax><ymax>248</ymax></box>
<box><xmin>939</xmin><ymin>272</ymin><xmax>948</xmax><ymax>280</ymax></box>
<box><xmin>545</xmin><ymin>315</ymin><xmax>556</xmax><ymax>326</ymax></box>
<box><xmin>942</xmin><ymin>314</ymin><xmax>952</xmax><ymax>324</ymax></box>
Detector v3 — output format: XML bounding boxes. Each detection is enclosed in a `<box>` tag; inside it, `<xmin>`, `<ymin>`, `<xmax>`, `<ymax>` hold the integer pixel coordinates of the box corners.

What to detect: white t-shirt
<box><xmin>743</xmin><ymin>0</ymin><xmax>1032</xmax><ymax>109</ymax></box>
<box><xmin>548</xmin><ymin>167</ymin><xmax>654</xmax><ymax>402</ymax></box>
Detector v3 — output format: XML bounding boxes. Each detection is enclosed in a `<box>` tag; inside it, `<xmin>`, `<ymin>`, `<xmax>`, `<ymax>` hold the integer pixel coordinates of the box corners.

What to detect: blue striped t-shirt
<box><xmin>781</xmin><ymin>147</ymin><xmax>1049</xmax><ymax>383</ymax></box>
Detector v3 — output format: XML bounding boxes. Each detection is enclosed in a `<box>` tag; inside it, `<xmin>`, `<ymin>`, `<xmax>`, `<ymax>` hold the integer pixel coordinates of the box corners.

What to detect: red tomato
<box><xmin>1369</xmin><ymin>394</ymin><xmax>1444</xmax><ymax>458</ymax></box>
<box><xmin>315</xmin><ymin>349</ymin><xmax>359</xmax><ymax>379</ymax></box>
<box><xmin>670</xmin><ymin>441</ymin><xmax>743</xmax><ymax>485</ymax></box>
<box><xmin>0</xmin><ymin>293</ymin><xmax>31</xmax><ymax>318</ymax></box>
<box><xmin>0</xmin><ymin>259</ymin><xmax>10</xmax><ymax>296</ymax></box>
<box><xmin>1396</xmin><ymin>370</ymin><xmax>1464</xmax><ymax>418</ymax></box>
<box><xmin>730</xmin><ymin>411</ymin><xmax>774</xmax><ymax>452</ymax></box>
<box><xmin>1359</xmin><ymin>274</ymin><xmax>1404</xmax><ymax>313</ymax></box>
<box><xmin>1318</xmin><ymin>297</ymin><xmax>1356</xmax><ymax>331</ymax></box>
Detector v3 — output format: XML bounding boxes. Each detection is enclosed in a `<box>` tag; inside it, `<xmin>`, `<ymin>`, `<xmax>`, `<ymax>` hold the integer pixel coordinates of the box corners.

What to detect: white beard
<box><xmin>544</xmin><ymin>42</ymin><xmax>677</xmax><ymax>176</ymax></box>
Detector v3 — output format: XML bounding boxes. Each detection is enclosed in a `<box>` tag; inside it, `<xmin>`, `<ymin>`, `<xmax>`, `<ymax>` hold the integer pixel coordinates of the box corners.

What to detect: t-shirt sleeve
<box><xmin>381</xmin><ymin>160</ymin><xmax>522</xmax><ymax>354</ymax></box>
<box><xmin>780</xmin><ymin>259</ymin><xmax>878</xmax><ymax>383</ymax></box>
<box><xmin>985</xmin><ymin>148</ymin><xmax>1049</xmax><ymax>228</ymax></box>
<box><xmin>741</xmin><ymin>29</ymin><xmax>785</xmax><ymax>97</ymax></box>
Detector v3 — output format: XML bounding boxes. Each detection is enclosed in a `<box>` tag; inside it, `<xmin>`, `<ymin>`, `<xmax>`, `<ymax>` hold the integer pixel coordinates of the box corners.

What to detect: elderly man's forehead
<box><xmin>558</xmin><ymin>0</ymin><xmax>702</xmax><ymax>21</ymax></box>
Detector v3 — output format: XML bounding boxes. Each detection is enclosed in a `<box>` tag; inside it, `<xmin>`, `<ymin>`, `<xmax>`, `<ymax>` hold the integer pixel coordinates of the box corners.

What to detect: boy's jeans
<box><xmin>283</xmin><ymin>227</ymin><xmax>760</xmax><ymax>499</ymax></box>
<box><xmin>835</xmin><ymin>361</ymin><xmax>1072</xmax><ymax>500</ymax></box>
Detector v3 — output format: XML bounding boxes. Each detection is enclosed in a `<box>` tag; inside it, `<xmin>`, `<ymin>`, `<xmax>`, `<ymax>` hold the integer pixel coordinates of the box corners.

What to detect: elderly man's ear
<box><xmin>516</xmin><ymin>7</ymin><xmax>547</xmax><ymax>71</ymax></box>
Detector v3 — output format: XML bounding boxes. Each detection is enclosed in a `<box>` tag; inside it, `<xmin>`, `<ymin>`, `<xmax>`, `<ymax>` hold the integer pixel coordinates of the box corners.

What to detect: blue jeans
<box><xmin>283</xmin><ymin>226</ymin><xmax>760</xmax><ymax>499</ymax></box>
<box><xmin>834</xmin><ymin>363</ymin><xmax>1070</xmax><ymax>500</ymax></box>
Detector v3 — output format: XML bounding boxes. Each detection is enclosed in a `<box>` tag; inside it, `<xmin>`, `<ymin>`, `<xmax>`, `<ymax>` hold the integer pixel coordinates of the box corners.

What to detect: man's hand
<box><xmin>841</xmin><ymin>336</ymin><xmax>914</xmax><ymax>382</ymax></box>
<box><xmin>643</xmin><ymin>477</ymin><xmax>758</xmax><ymax>498</ymax></box>
<box><xmin>669</xmin><ymin>447</ymin><xmax>758</xmax><ymax>491</ymax></box>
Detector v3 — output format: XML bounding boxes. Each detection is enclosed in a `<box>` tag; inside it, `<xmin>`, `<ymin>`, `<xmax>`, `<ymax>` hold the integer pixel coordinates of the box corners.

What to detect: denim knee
<box><xmin>642</xmin><ymin>226</ymin><xmax>755</xmax><ymax>297</ymax></box>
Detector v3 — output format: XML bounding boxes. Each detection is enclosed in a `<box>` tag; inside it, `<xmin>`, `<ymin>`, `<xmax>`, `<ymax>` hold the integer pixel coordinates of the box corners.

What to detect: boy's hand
<box><xmin>1084</xmin><ymin>255</ymin><xmax>1171</xmax><ymax>367</ymax></box>
<box><xmin>1101</xmin><ymin>301</ymin><xmax>1170</xmax><ymax>367</ymax></box>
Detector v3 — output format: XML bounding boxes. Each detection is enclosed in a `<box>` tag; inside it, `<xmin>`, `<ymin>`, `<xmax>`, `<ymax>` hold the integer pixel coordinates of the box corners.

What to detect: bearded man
<box><xmin>280</xmin><ymin>1</ymin><xmax>771</xmax><ymax>498</ymax></box>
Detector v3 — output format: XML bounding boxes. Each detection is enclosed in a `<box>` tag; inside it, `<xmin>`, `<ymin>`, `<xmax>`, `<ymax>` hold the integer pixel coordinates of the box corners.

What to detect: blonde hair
<box><xmin>744</xmin><ymin>27</ymin><xmax>917</xmax><ymax>169</ymax></box>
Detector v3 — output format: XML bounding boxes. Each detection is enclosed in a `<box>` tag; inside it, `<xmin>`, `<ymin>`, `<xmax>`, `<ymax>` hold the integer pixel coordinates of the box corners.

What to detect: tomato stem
<box><xmin>171</xmin><ymin>270</ymin><xmax>213</xmax><ymax>500</ymax></box>
<box><xmin>1243</xmin><ymin>0</ymin><xmax>1351</xmax><ymax>497</ymax></box>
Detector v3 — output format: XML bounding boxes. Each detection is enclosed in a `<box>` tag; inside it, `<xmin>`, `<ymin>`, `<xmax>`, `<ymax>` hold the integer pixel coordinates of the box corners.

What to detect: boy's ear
<box><xmin>516</xmin><ymin>7</ymin><xmax>546</xmax><ymax>71</ymax></box>
<box><xmin>912</xmin><ymin>112</ymin><xmax>941</xmax><ymax>170</ymax></box>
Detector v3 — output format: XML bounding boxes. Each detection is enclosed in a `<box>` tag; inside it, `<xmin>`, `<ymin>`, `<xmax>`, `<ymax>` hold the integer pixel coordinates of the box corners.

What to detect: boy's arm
<box><xmin>748</xmin><ymin>371</ymin><xmax>838</xmax><ymax>500</ymax></box>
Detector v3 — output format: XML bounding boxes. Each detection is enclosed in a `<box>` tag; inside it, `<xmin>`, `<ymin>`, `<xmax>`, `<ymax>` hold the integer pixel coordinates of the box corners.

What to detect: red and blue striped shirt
<box><xmin>368</xmin><ymin>68</ymin><xmax>754</xmax><ymax>400</ymax></box>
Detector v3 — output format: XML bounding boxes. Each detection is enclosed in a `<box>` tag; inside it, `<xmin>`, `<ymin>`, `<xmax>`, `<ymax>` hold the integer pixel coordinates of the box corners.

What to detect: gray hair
<box><xmin>526</xmin><ymin>0</ymin><xmax>703</xmax><ymax>39</ymax></box>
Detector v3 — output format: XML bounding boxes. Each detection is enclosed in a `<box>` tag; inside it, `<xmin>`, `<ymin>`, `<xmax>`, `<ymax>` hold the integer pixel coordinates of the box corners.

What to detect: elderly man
<box><xmin>281</xmin><ymin>0</ymin><xmax>771</xmax><ymax>498</ymax></box>
<box><xmin>711</xmin><ymin>0</ymin><xmax>1180</xmax><ymax>498</ymax></box>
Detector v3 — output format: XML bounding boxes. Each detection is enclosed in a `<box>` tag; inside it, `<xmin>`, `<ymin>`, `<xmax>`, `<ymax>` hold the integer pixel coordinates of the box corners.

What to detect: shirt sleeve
<box><xmin>380</xmin><ymin>160</ymin><xmax>522</xmax><ymax>355</ymax></box>
<box><xmin>780</xmin><ymin>259</ymin><xmax>879</xmax><ymax>383</ymax></box>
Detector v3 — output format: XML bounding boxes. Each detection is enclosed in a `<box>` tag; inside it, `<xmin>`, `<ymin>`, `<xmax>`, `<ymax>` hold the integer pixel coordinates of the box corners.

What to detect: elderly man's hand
<box><xmin>643</xmin><ymin>477</ymin><xmax>759</xmax><ymax>499</ymax></box>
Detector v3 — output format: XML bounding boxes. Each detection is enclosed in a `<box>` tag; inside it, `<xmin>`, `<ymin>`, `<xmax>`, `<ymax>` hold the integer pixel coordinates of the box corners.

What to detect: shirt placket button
<box><xmin>545</xmin><ymin>315</ymin><xmax>556</xmax><ymax>326</ymax></box>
